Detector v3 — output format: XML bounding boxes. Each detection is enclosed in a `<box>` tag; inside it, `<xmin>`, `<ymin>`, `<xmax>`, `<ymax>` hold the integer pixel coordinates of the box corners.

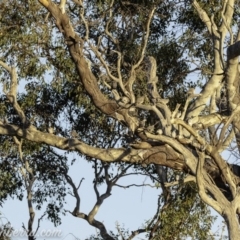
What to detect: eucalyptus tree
<box><xmin>1</xmin><ymin>0</ymin><xmax>240</xmax><ymax>239</ymax></box>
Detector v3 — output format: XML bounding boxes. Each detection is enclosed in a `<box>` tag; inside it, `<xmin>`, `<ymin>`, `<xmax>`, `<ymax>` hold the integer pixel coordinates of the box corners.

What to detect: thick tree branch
<box><xmin>226</xmin><ymin>38</ymin><xmax>240</xmax><ymax>155</ymax></box>
<box><xmin>211</xmin><ymin>148</ymin><xmax>237</xmax><ymax>199</ymax></box>
<box><xmin>196</xmin><ymin>150</ymin><xmax>224</xmax><ymax>215</ymax></box>
<box><xmin>219</xmin><ymin>0</ymin><xmax>235</xmax><ymax>34</ymax></box>
<box><xmin>145</xmin><ymin>131</ymin><xmax>197</xmax><ymax>174</ymax></box>
<box><xmin>36</xmin><ymin>2</ymin><xmax>113</xmax><ymax>112</ymax></box>
<box><xmin>174</xmin><ymin>119</ymin><xmax>210</xmax><ymax>152</ymax></box>
<box><xmin>0</xmin><ymin>60</ymin><xmax>12</xmax><ymax>72</ymax></box>
<box><xmin>38</xmin><ymin>0</ymin><xmax>140</xmax><ymax>133</ymax></box>
<box><xmin>0</xmin><ymin>122</ymin><xmax>186</xmax><ymax>170</ymax></box>
<box><xmin>192</xmin><ymin>0</ymin><xmax>219</xmax><ymax>38</ymax></box>
<box><xmin>226</xmin><ymin>41</ymin><xmax>240</xmax><ymax>117</ymax></box>
<box><xmin>188</xmin><ymin>1</ymin><xmax>236</xmax><ymax>118</ymax></box>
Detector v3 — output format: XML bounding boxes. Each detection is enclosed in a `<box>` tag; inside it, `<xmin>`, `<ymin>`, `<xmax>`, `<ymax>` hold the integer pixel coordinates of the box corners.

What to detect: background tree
<box><xmin>1</xmin><ymin>0</ymin><xmax>240</xmax><ymax>239</ymax></box>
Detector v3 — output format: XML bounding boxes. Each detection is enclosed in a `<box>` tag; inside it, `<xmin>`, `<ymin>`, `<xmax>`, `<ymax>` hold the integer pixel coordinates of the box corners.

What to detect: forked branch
<box><xmin>0</xmin><ymin>61</ymin><xmax>27</xmax><ymax>125</ymax></box>
<box><xmin>196</xmin><ymin>150</ymin><xmax>223</xmax><ymax>214</ymax></box>
<box><xmin>126</xmin><ymin>7</ymin><xmax>156</xmax><ymax>103</ymax></box>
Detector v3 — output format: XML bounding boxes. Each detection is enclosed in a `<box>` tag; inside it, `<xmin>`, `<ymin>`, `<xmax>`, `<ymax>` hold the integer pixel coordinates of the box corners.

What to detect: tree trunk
<box><xmin>224</xmin><ymin>209</ymin><xmax>240</xmax><ymax>240</ymax></box>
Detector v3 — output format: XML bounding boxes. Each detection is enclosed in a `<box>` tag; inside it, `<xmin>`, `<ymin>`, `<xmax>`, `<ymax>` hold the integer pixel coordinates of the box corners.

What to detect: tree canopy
<box><xmin>1</xmin><ymin>0</ymin><xmax>240</xmax><ymax>239</ymax></box>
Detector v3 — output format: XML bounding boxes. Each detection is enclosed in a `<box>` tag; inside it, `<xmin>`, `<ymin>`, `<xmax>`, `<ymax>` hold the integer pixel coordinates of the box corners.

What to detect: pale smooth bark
<box><xmin>224</xmin><ymin>209</ymin><xmax>240</xmax><ymax>240</ymax></box>
<box><xmin>1</xmin><ymin>0</ymin><xmax>239</xmax><ymax>239</ymax></box>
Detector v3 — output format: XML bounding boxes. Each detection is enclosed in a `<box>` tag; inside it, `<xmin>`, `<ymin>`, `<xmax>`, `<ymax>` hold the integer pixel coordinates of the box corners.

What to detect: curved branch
<box><xmin>188</xmin><ymin>1</ymin><xmax>235</xmax><ymax>118</ymax></box>
<box><xmin>218</xmin><ymin>106</ymin><xmax>240</xmax><ymax>146</ymax></box>
<box><xmin>0</xmin><ymin>61</ymin><xmax>27</xmax><ymax>125</ymax></box>
<box><xmin>196</xmin><ymin>150</ymin><xmax>223</xmax><ymax>215</ymax></box>
<box><xmin>127</xmin><ymin>228</ymin><xmax>146</xmax><ymax>240</ymax></box>
<box><xmin>144</xmin><ymin>131</ymin><xmax>197</xmax><ymax>174</ymax></box>
<box><xmin>38</xmin><ymin>0</ymin><xmax>144</xmax><ymax>134</ymax></box>
<box><xmin>0</xmin><ymin>122</ymin><xmax>186</xmax><ymax>170</ymax></box>
<box><xmin>211</xmin><ymin>148</ymin><xmax>237</xmax><ymax>199</ymax></box>
<box><xmin>64</xmin><ymin>167</ymin><xmax>115</xmax><ymax>240</ymax></box>
<box><xmin>136</xmin><ymin>104</ymin><xmax>168</xmax><ymax>131</ymax></box>
<box><xmin>173</xmin><ymin>119</ymin><xmax>212</xmax><ymax>153</ymax></box>
<box><xmin>38</xmin><ymin>0</ymin><xmax>120</xmax><ymax>116</ymax></box>
<box><xmin>126</xmin><ymin>7</ymin><xmax>156</xmax><ymax>103</ymax></box>
<box><xmin>192</xmin><ymin>0</ymin><xmax>219</xmax><ymax>38</ymax></box>
<box><xmin>105</xmin><ymin>0</ymin><xmax>118</xmax><ymax>45</ymax></box>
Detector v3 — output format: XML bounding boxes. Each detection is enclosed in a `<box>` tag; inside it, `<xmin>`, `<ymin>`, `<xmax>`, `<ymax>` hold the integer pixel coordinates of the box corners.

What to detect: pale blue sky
<box><xmin>2</xmin><ymin>155</ymin><xmax>228</xmax><ymax>240</ymax></box>
<box><xmin>2</xmin><ymin>154</ymin><xmax>161</xmax><ymax>240</ymax></box>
